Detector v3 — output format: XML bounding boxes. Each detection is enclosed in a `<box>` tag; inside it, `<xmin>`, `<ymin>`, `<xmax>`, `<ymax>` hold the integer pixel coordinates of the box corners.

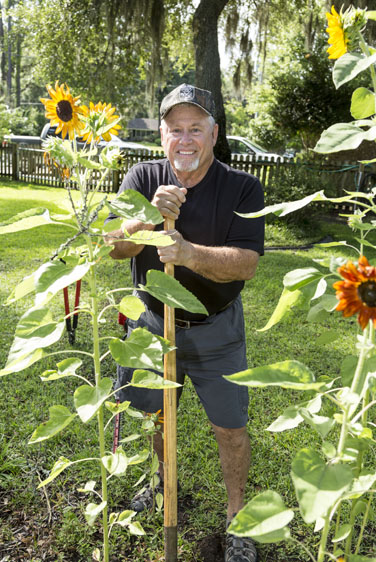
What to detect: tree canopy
<box><xmin>0</xmin><ymin>0</ymin><xmax>362</xmax><ymax>154</ymax></box>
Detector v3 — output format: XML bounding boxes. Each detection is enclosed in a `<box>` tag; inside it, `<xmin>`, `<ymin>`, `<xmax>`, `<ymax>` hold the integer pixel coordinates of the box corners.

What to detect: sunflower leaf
<box><xmin>102</xmin><ymin>448</ymin><xmax>128</xmax><ymax>476</ymax></box>
<box><xmin>140</xmin><ymin>269</ymin><xmax>208</xmax><ymax>314</ymax></box>
<box><xmin>257</xmin><ymin>288</ymin><xmax>302</xmax><ymax>332</ymax></box>
<box><xmin>333</xmin><ymin>52</ymin><xmax>376</xmax><ymax>89</ymax></box>
<box><xmin>0</xmin><ymin>208</ymin><xmax>59</xmax><ymax>234</ymax></box>
<box><xmin>85</xmin><ymin>501</ymin><xmax>107</xmax><ymax>526</ymax></box>
<box><xmin>227</xmin><ymin>491</ymin><xmax>294</xmax><ymax>543</ymax></box>
<box><xmin>237</xmin><ymin>191</ymin><xmax>325</xmax><ymax>218</ymax></box>
<box><xmin>38</xmin><ymin>456</ymin><xmax>73</xmax><ymax>488</ymax></box>
<box><xmin>225</xmin><ymin>360</ymin><xmax>326</xmax><ymax>391</ymax></box>
<box><xmin>117</xmin><ymin>296</ymin><xmax>145</xmax><ymax>320</ymax></box>
<box><xmin>125</xmin><ymin>230</ymin><xmax>175</xmax><ymax>247</ymax></box>
<box><xmin>351</xmin><ymin>87</ymin><xmax>376</xmax><ymax>119</ymax></box>
<box><xmin>77</xmin><ymin>155</ymin><xmax>102</xmax><ymax>169</ymax></box>
<box><xmin>74</xmin><ymin>378</ymin><xmax>113</xmax><ymax>423</ymax></box>
<box><xmin>298</xmin><ymin>409</ymin><xmax>335</xmax><ymax>439</ymax></box>
<box><xmin>29</xmin><ymin>405</ymin><xmax>77</xmax><ymax>443</ymax></box>
<box><xmin>34</xmin><ymin>260</ymin><xmax>90</xmax><ymax>306</ymax></box>
<box><xmin>130</xmin><ymin>369</ymin><xmax>181</xmax><ymax>389</ymax></box>
<box><xmin>109</xmin><ymin>328</ymin><xmax>172</xmax><ymax>371</ymax></box>
<box><xmin>41</xmin><ymin>358</ymin><xmax>83</xmax><ymax>381</ymax></box>
<box><xmin>0</xmin><ymin>307</ymin><xmax>65</xmax><ymax>376</ymax></box>
<box><xmin>283</xmin><ymin>268</ymin><xmax>323</xmax><ymax>290</ymax></box>
<box><xmin>106</xmin><ymin>190</ymin><xmax>163</xmax><ymax>224</ymax></box>
<box><xmin>267</xmin><ymin>395</ymin><xmax>322</xmax><ymax>432</ymax></box>
<box><xmin>314</xmin><ymin>123</ymin><xmax>376</xmax><ymax>153</ymax></box>
<box><xmin>291</xmin><ymin>448</ymin><xmax>353</xmax><ymax>523</ymax></box>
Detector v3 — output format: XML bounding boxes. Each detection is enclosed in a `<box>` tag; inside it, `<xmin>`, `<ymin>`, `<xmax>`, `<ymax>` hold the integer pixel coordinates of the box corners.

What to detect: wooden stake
<box><xmin>163</xmin><ymin>217</ymin><xmax>178</xmax><ymax>562</ymax></box>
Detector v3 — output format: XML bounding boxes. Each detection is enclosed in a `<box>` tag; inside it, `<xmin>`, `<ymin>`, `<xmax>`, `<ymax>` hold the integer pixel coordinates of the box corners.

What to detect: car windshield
<box><xmin>248</xmin><ymin>139</ymin><xmax>269</xmax><ymax>153</ymax></box>
<box><xmin>227</xmin><ymin>136</ymin><xmax>273</xmax><ymax>155</ymax></box>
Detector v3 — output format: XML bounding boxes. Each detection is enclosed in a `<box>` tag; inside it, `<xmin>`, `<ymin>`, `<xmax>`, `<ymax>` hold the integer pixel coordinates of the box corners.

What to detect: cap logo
<box><xmin>179</xmin><ymin>85</ymin><xmax>195</xmax><ymax>101</ymax></box>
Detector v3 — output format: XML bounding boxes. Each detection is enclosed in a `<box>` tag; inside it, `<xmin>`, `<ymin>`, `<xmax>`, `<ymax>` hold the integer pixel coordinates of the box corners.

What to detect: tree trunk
<box><xmin>15</xmin><ymin>33</ymin><xmax>20</xmax><ymax>106</ymax></box>
<box><xmin>193</xmin><ymin>0</ymin><xmax>231</xmax><ymax>164</ymax></box>
<box><xmin>6</xmin><ymin>8</ymin><xmax>11</xmax><ymax>105</ymax></box>
<box><xmin>0</xmin><ymin>1</ymin><xmax>5</xmax><ymax>97</ymax></box>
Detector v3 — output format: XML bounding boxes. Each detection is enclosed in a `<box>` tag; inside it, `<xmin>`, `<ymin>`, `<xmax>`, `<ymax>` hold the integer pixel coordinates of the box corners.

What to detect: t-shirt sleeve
<box><xmin>226</xmin><ymin>175</ymin><xmax>265</xmax><ymax>256</ymax></box>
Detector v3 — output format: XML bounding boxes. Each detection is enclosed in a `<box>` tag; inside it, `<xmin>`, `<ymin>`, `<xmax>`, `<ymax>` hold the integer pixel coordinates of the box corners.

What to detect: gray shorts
<box><xmin>115</xmin><ymin>295</ymin><xmax>249</xmax><ymax>429</ymax></box>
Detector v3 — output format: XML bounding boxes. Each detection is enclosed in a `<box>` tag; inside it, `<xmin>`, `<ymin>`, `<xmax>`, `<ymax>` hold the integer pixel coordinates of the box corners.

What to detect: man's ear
<box><xmin>160</xmin><ymin>125</ymin><xmax>164</xmax><ymax>144</ymax></box>
<box><xmin>212</xmin><ymin>123</ymin><xmax>219</xmax><ymax>147</ymax></box>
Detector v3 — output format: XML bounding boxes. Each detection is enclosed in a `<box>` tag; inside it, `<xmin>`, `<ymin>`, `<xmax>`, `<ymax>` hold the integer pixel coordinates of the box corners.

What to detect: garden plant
<box><xmin>0</xmin><ymin>82</ymin><xmax>206</xmax><ymax>562</ymax></box>
<box><xmin>227</xmin><ymin>6</ymin><xmax>376</xmax><ymax>562</ymax></box>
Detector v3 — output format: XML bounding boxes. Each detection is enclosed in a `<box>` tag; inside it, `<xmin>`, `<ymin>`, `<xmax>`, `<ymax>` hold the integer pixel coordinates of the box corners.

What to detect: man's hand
<box><xmin>157</xmin><ymin>230</ymin><xmax>193</xmax><ymax>267</ymax></box>
<box><xmin>152</xmin><ymin>185</ymin><xmax>187</xmax><ymax>220</ymax></box>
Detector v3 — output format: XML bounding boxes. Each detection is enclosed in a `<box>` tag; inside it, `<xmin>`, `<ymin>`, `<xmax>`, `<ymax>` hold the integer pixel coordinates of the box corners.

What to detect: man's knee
<box><xmin>211</xmin><ymin>423</ymin><xmax>249</xmax><ymax>447</ymax></box>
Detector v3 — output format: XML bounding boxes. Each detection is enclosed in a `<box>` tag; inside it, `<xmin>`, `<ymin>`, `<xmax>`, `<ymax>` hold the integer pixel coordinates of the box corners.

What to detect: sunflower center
<box><xmin>358</xmin><ymin>281</ymin><xmax>376</xmax><ymax>307</ymax></box>
<box><xmin>56</xmin><ymin>100</ymin><xmax>73</xmax><ymax>122</ymax></box>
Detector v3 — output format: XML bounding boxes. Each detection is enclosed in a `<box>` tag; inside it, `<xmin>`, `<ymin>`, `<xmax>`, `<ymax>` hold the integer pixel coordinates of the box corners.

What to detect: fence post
<box><xmin>11</xmin><ymin>143</ymin><xmax>18</xmax><ymax>181</ymax></box>
<box><xmin>112</xmin><ymin>169</ymin><xmax>120</xmax><ymax>193</ymax></box>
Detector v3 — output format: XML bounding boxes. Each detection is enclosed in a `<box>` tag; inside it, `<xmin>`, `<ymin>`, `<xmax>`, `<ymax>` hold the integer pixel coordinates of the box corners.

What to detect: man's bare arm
<box><xmin>186</xmin><ymin>244</ymin><xmax>259</xmax><ymax>282</ymax></box>
<box><xmin>157</xmin><ymin>231</ymin><xmax>259</xmax><ymax>282</ymax></box>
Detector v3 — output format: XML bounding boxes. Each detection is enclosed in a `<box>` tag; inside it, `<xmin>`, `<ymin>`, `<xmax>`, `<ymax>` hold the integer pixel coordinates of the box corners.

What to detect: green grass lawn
<box><xmin>0</xmin><ymin>179</ymin><xmax>375</xmax><ymax>561</ymax></box>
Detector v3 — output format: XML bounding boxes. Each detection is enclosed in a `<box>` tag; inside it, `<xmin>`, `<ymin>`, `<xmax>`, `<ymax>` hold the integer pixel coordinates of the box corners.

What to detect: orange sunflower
<box><xmin>80</xmin><ymin>101</ymin><xmax>121</xmax><ymax>143</ymax></box>
<box><xmin>40</xmin><ymin>81</ymin><xmax>84</xmax><ymax>140</ymax></box>
<box><xmin>334</xmin><ymin>256</ymin><xmax>376</xmax><ymax>330</ymax></box>
<box><xmin>326</xmin><ymin>6</ymin><xmax>348</xmax><ymax>59</ymax></box>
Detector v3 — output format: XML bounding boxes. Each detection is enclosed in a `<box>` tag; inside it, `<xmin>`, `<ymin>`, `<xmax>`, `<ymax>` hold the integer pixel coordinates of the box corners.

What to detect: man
<box><xmin>106</xmin><ymin>84</ymin><xmax>264</xmax><ymax>562</ymax></box>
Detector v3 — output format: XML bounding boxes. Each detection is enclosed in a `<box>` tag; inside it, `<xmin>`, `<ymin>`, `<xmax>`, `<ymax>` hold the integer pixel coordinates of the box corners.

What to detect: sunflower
<box><xmin>80</xmin><ymin>101</ymin><xmax>121</xmax><ymax>143</ymax></box>
<box><xmin>334</xmin><ymin>256</ymin><xmax>376</xmax><ymax>330</ymax></box>
<box><xmin>40</xmin><ymin>81</ymin><xmax>84</xmax><ymax>140</ymax></box>
<box><xmin>326</xmin><ymin>6</ymin><xmax>348</xmax><ymax>59</ymax></box>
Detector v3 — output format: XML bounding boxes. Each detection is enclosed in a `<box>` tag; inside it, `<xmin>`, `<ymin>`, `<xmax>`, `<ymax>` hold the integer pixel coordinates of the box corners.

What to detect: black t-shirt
<box><xmin>109</xmin><ymin>157</ymin><xmax>264</xmax><ymax>320</ymax></box>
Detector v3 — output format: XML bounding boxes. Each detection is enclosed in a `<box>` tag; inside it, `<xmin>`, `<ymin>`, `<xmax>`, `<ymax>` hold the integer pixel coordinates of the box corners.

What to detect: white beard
<box><xmin>173</xmin><ymin>156</ymin><xmax>200</xmax><ymax>172</ymax></box>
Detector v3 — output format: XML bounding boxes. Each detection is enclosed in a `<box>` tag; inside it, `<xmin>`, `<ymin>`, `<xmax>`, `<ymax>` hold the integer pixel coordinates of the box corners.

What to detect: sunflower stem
<box><xmin>358</xmin><ymin>32</ymin><xmax>376</xmax><ymax>94</ymax></box>
<box><xmin>333</xmin><ymin>503</ymin><xmax>342</xmax><ymax>548</ymax></box>
<box><xmin>317</xmin><ymin>511</ymin><xmax>331</xmax><ymax>562</ymax></box>
<box><xmin>355</xmin><ymin>493</ymin><xmax>373</xmax><ymax>555</ymax></box>
<box><xmin>337</xmin><ymin>324</ymin><xmax>371</xmax><ymax>460</ymax></box>
<box><xmin>342</xmin><ymin>322</ymin><xmax>373</xmax><ymax>558</ymax></box>
<box><xmin>86</xmin><ymin>233</ymin><xmax>110</xmax><ymax>562</ymax></box>
<box><xmin>88</xmin><ymin>167</ymin><xmax>110</xmax><ymax>209</ymax></box>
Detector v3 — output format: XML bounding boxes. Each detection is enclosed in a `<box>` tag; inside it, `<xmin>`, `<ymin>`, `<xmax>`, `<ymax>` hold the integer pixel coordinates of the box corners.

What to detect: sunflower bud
<box><xmin>342</xmin><ymin>6</ymin><xmax>368</xmax><ymax>51</ymax></box>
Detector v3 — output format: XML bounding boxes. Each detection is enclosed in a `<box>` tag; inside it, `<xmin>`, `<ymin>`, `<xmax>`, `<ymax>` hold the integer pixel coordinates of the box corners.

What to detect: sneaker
<box><xmin>130</xmin><ymin>477</ymin><xmax>164</xmax><ymax>513</ymax></box>
<box><xmin>225</xmin><ymin>531</ymin><xmax>258</xmax><ymax>562</ymax></box>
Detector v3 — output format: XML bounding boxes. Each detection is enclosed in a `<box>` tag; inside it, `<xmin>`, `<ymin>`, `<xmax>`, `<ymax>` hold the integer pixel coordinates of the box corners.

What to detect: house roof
<box><xmin>127</xmin><ymin>118</ymin><xmax>159</xmax><ymax>131</ymax></box>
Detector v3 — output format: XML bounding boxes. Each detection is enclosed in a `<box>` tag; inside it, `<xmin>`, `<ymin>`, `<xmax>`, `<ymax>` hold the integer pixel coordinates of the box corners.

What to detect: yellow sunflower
<box><xmin>80</xmin><ymin>101</ymin><xmax>121</xmax><ymax>143</ymax></box>
<box><xmin>334</xmin><ymin>256</ymin><xmax>376</xmax><ymax>330</ymax></box>
<box><xmin>326</xmin><ymin>6</ymin><xmax>348</xmax><ymax>59</ymax></box>
<box><xmin>40</xmin><ymin>81</ymin><xmax>84</xmax><ymax>140</ymax></box>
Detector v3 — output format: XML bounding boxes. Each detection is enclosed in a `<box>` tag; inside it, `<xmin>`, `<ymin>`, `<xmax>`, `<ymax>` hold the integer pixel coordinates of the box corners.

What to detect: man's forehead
<box><xmin>163</xmin><ymin>104</ymin><xmax>210</xmax><ymax>123</ymax></box>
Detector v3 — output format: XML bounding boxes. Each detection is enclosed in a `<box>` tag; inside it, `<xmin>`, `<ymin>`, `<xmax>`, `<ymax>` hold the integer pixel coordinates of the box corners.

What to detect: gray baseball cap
<box><xmin>160</xmin><ymin>84</ymin><xmax>215</xmax><ymax>119</ymax></box>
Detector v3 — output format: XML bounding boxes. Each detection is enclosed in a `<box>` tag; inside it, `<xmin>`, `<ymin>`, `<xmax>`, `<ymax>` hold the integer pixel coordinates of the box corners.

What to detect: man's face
<box><xmin>160</xmin><ymin>104</ymin><xmax>218</xmax><ymax>175</ymax></box>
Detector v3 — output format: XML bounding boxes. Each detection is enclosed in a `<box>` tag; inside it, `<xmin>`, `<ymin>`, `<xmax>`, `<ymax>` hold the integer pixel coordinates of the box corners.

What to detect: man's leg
<box><xmin>211</xmin><ymin>423</ymin><xmax>258</xmax><ymax>561</ymax></box>
<box><xmin>211</xmin><ymin>423</ymin><xmax>251</xmax><ymax>520</ymax></box>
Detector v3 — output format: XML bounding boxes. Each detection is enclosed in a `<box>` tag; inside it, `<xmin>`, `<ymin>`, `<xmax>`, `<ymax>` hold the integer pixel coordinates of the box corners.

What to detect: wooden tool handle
<box><xmin>163</xmin><ymin>217</ymin><xmax>178</xmax><ymax>561</ymax></box>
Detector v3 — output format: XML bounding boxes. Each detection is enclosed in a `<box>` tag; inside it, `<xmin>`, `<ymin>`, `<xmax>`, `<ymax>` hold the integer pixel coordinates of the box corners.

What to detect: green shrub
<box><xmin>265</xmin><ymin>161</ymin><xmax>338</xmax><ymax>224</ymax></box>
